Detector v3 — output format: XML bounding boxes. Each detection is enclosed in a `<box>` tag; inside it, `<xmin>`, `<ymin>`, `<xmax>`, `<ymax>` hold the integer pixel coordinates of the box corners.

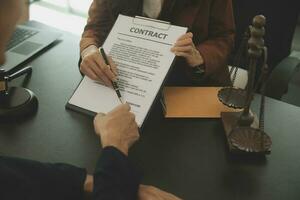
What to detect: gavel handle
<box><xmin>7</xmin><ymin>66</ymin><xmax>32</xmax><ymax>81</ymax></box>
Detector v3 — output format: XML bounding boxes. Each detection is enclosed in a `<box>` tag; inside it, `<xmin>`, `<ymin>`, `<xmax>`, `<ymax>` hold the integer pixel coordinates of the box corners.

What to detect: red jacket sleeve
<box><xmin>196</xmin><ymin>0</ymin><xmax>235</xmax><ymax>77</ymax></box>
<box><xmin>80</xmin><ymin>0</ymin><xmax>115</xmax><ymax>53</ymax></box>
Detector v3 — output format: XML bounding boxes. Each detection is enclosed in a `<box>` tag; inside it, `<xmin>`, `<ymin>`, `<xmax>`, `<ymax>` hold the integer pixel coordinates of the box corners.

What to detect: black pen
<box><xmin>99</xmin><ymin>47</ymin><xmax>123</xmax><ymax>103</ymax></box>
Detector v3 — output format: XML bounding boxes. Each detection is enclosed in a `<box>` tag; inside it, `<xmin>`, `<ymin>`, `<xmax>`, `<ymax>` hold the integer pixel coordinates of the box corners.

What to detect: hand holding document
<box><xmin>67</xmin><ymin>15</ymin><xmax>187</xmax><ymax>127</ymax></box>
<box><xmin>171</xmin><ymin>32</ymin><xmax>204</xmax><ymax>67</ymax></box>
<box><xmin>94</xmin><ymin>103</ymin><xmax>139</xmax><ymax>156</ymax></box>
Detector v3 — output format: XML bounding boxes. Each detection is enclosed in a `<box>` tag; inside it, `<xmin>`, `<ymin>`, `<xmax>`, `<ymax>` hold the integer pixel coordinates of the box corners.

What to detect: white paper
<box><xmin>68</xmin><ymin>15</ymin><xmax>187</xmax><ymax>127</ymax></box>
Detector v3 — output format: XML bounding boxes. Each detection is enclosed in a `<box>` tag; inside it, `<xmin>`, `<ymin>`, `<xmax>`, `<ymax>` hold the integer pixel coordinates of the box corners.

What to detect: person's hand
<box><xmin>93</xmin><ymin>103</ymin><xmax>139</xmax><ymax>155</ymax></box>
<box><xmin>138</xmin><ymin>185</ymin><xmax>182</xmax><ymax>200</ymax></box>
<box><xmin>80</xmin><ymin>45</ymin><xmax>118</xmax><ymax>87</ymax></box>
<box><xmin>84</xmin><ymin>174</ymin><xmax>93</xmax><ymax>194</ymax></box>
<box><xmin>171</xmin><ymin>32</ymin><xmax>204</xmax><ymax>67</ymax></box>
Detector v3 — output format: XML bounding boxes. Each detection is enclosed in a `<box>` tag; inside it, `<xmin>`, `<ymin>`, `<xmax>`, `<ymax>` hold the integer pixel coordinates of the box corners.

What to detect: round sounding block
<box><xmin>0</xmin><ymin>87</ymin><xmax>38</xmax><ymax>120</ymax></box>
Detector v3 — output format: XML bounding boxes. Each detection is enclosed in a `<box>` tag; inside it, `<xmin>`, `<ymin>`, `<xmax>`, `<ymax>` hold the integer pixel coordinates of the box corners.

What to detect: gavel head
<box><xmin>0</xmin><ymin>69</ymin><xmax>8</xmax><ymax>95</ymax></box>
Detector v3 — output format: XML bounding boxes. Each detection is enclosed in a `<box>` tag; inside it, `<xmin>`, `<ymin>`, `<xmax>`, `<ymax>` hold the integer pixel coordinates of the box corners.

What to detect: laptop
<box><xmin>1</xmin><ymin>24</ymin><xmax>61</xmax><ymax>72</ymax></box>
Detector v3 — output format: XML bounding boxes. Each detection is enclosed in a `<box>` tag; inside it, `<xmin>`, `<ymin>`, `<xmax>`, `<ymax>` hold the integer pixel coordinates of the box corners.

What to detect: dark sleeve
<box><xmin>0</xmin><ymin>156</ymin><xmax>87</xmax><ymax>200</ymax></box>
<box><xmin>92</xmin><ymin>146</ymin><xmax>141</xmax><ymax>200</ymax></box>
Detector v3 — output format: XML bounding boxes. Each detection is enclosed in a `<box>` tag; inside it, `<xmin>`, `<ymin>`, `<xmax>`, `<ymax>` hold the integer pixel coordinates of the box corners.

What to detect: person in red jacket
<box><xmin>80</xmin><ymin>0</ymin><xmax>235</xmax><ymax>86</ymax></box>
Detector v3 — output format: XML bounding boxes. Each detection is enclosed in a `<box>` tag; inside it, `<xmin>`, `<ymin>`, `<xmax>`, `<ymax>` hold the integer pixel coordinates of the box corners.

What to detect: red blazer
<box><xmin>80</xmin><ymin>0</ymin><xmax>235</xmax><ymax>86</ymax></box>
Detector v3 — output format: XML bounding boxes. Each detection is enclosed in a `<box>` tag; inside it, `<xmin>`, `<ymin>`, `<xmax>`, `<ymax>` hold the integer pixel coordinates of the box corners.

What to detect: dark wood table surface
<box><xmin>0</xmin><ymin>21</ymin><xmax>300</xmax><ymax>200</ymax></box>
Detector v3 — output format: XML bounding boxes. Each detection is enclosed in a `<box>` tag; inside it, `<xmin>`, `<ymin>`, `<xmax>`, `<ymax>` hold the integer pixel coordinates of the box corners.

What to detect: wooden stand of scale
<box><xmin>218</xmin><ymin>15</ymin><xmax>272</xmax><ymax>154</ymax></box>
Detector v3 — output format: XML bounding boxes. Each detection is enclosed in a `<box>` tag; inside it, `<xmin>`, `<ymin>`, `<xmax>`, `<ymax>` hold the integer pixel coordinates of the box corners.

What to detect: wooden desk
<box><xmin>0</xmin><ymin>21</ymin><xmax>300</xmax><ymax>200</ymax></box>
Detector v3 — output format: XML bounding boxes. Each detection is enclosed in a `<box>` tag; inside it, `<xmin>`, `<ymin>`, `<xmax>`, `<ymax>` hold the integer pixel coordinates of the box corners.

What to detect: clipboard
<box><xmin>132</xmin><ymin>16</ymin><xmax>172</xmax><ymax>31</ymax></box>
<box><xmin>66</xmin><ymin>15</ymin><xmax>187</xmax><ymax>130</ymax></box>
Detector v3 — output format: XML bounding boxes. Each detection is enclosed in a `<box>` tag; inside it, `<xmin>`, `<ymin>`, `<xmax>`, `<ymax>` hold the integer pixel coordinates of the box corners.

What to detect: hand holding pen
<box><xmin>80</xmin><ymin>45</ymin><xmax>118</xmax><ymax>87</ymax></box>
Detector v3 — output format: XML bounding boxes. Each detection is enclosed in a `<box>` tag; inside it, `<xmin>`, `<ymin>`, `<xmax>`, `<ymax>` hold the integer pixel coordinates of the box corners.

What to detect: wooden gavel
<box><xmin>0</xmin><ymin>66</ymin><xmax>32</xmax><ymax>96</ymax></box>
<box><xmin>0</xmin><ymin>66</ymin><xmax>37</xmax><ymax>120</ymax></box>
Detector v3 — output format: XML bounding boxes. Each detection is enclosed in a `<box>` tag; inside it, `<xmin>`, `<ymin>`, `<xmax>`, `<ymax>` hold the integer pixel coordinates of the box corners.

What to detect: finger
<box><xmin>131</xmin><ymin>123</ymin><xmax>140</xmax><ymax>139</ymax></box>
<box><xmin>171</xmin><ymin>46</ymin><xmax>193</xmax><ymax>53</ymax></box>
<box><xmin>81</xmin><ymin>59</ymin><xmax>105</xmax><ymax>82</ymax></box>
<box><xmin>102</xmin><ymin>64</ymin><xmax>117</xmax><ymax>82</ymax></box>
<box><xmin>163</xmin><ymin>192</ymin><xmax>182</xmax><ymax>200</ymax></box>
<box><xmin>147</xmin><ymin>187</ymin><xmax>180</xmax><ymax>200</ymax></box>
<box><xmin>132</xmin><ymin>120</ymin><xmax>139</xmax><ymax>131</ymax></box>
<box><xmin>124</xmin><ymin>103</ymin><xmax>131</xmax><ymax>110</ymax></box>
<box><xmin>129</xmin><ymin>112</ymin><xmax>136</xmax><ymax>120</ymax></box>
<box><xmin>128</xmin><ymin>113</ymin><xmax>138</xmax><ymax>129</ymax></box>
<box><xmin>122</xmin><ymin>112</ymin><xmax>136</xmax><ymax>127</ymax></box>
<box><xmin>96</xmin><ymin>112</ymin><xmax>106</xmax><ymax>117</ymax></box>
<box><xmin>151</xmin><ymin>187</ymin><xmax>181</xmax><ymax>200</ymax></box>
<box><xmin>128</xmin><ymin>132</ymin><xmax>139</xmax><ymax>146</ymax></box>
<box><xmin>112</xmin><ymin>103</ymin><xmax>131</xmax><ymax>114</ymax></box>
<box><xmin>94</xmin><ymin>53</ymin><xmax>117</xmax><ymax>81</ymax></box>
<box><xmin>108</xmin><ymin>56</ymin><xmax>118</xmax><ymax>76</ymax></box>
<box><xmin>93</xmin><ymin>113</ymin><xmax>105</xmax><ymax>129</ymax></box>
<box><xmin>173</xmin><ymin>38</ymin><xmax>193</xmax><ymax>47</ymax></box>
<box><xmin>139</xmin><ymin>186</ymin><xmax>165</xmax><ymax>200</ymax></box>
<box><xmin>93</xmin><ymin>51</ymin><xmax>106</xmax><ymax>67</ymax></box>
<box><xmin>83</xmin><ymin>66</ymin><xmax>98</xmax><ymax>81</ymax></box>
<box><xmin>94</xmin><ymin>112</ymin><xmax>106</xmax><ymax>122</ymax></box>
<box><xmin>174</xmin><ymin>51</ymin><xmax>190</xmax><ymax>58</ymax></box>
<box><xmin>90</xmin><ymin>62</ymin><xmax>112</xmax><ymax>86</ymax></box>
<box><xmin>176</xmin><ymin>32</ymin><xmax>193</xmax><ymax>41</ymax></box>
<box><xmin>147</xmin><ymin>187</ymin><xmax>165</xmax><ymax>200</ymax></box>
<box><xmin>80</xmin><ymin>60</ymin><xmax>95</xmax><ymax>78</ymax></box>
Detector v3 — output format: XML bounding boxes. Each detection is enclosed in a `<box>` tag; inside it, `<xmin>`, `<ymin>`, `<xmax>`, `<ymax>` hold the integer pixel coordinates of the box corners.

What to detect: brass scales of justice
<box><xmin>218</xmin><ymin>15</ymin><xmax>272</xmax><ymax>154</ymax></box>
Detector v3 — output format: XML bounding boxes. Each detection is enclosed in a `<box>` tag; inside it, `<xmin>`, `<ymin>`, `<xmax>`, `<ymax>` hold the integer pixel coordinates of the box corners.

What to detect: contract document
<box><xmin>67</xmin><ymin>15</ymin><xmax>187</xmax><ymax>127</ymax></box>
